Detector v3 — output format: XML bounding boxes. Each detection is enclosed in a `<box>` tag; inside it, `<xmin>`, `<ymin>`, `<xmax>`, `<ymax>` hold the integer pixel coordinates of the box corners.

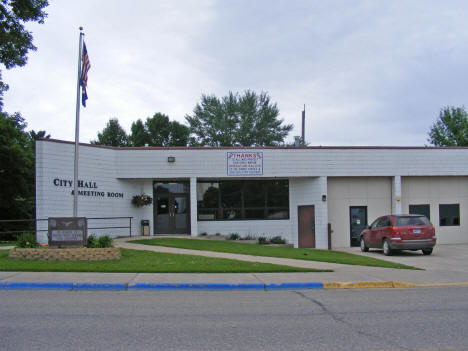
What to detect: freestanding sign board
<box><xmin>48</xmin><ymin>217</ymin><xmax>87</xmax><ymax>248</ymax></box>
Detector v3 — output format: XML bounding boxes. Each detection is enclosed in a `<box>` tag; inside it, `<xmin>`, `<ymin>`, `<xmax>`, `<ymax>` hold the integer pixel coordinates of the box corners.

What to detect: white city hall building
<box><xmin>36</xmin><ymin>139</ymin><xmax>468</xmax><ymax>248</ymax></box>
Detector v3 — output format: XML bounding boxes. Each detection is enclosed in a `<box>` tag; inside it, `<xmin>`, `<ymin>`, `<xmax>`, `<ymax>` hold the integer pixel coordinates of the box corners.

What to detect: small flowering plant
<box><xmin>131</xmin><ymin>193</ymin><xmax>153</xmax><ymax>207</ymax></box>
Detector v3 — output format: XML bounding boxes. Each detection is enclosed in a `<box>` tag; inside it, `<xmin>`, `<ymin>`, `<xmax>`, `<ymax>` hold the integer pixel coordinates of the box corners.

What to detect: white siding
<box><xmin>289</xmin><ymin>177</ymin><xmax>328</xmax><ymax>249</ymax></box>
<box><xmin>402</xmin><ymin>176</ymin><xmax>468</xmax><ymax>244</ymax></box>
<box><xmin>327</xmin><ymin>177</ymin><xmax>392</xmax><ymax>248</ymax></box>
<box><xmin>35</xmin><ymin>140</ymin><xmax>468</xmax><ymax>246</ymax></box>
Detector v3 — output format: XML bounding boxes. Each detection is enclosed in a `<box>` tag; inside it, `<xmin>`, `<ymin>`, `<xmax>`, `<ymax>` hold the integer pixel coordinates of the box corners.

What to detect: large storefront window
<box><xmin>197</xmin><ymin>180</ymin><xmax>289</xmax><ymax>220</ymax></box>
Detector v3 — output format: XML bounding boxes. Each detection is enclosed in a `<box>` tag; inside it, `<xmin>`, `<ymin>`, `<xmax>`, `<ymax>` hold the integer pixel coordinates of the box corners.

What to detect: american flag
<box><xmin>80</xmin><ymin>42</ymin><xmax>91</xmax><ymax>107</ymax></box>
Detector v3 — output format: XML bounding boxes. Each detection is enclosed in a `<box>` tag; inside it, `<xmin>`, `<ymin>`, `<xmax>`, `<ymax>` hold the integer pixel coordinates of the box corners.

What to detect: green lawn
<box><xmin>130</xmin><ymin>238</ymin><xmax>419</xmax><ymax>270</ymax></box>
<box><xmin>0</xmin><ymin>243</ymin><xmax>14</xmax><ymax>246</ymax></box>
<box><xmin>0</xmin><ymin>248</ymin><xmax>326</xmax><ymax>273</ymax></box>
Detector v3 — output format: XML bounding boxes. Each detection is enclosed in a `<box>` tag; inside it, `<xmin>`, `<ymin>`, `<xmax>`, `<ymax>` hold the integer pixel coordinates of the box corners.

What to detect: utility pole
<box><xmin>301</xmin><ymin>104</ymin><xmax>305</xmax><ymax>145</ymax></box>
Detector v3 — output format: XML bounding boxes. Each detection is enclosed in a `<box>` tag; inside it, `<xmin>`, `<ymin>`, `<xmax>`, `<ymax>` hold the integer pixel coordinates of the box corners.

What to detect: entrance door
<box><xmin>298</xmin><ymin>205</ymin><xmax>315</xmax><ymax>248</ymax></box>
<box><xmin>153</xmin><ymin>181</ymin><xmax>190</xmax><ymax>234</ymax></box>
<box><xmin>350</xmin><ymin>206</ymin><xmax>367</xmax><ymax>247</ymax></box>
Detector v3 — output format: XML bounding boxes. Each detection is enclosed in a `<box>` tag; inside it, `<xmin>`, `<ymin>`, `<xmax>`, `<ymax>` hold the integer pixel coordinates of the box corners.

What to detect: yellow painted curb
<box><xmin>323</xmin><ymin>281</ymin><xmax>394</xmax><ymax>289</ymax></box>
<box><xmin>323</xmin><ymin>281</ymin><xmax>468</xmax><ymax>289</ymax></box>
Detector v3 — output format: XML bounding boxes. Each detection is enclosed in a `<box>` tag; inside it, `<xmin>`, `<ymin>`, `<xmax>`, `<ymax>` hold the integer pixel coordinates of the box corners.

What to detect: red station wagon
<box><xmin>360</xmin><ymin>214</ymin><xmax>436</xmax><ymax>256</ymax></box>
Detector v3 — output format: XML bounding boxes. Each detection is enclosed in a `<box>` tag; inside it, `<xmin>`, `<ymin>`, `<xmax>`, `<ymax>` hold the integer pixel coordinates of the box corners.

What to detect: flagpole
<box><xmin>73</xmin><ymin>27</ymin><xmax>84</xmax><ymax>217</ymax></box>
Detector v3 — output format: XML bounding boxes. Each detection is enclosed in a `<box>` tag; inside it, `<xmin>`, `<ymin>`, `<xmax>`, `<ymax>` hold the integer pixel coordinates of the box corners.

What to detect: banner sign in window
<box><xmin>227</xmin><ymin>152</ymin><xmax>263</xmax><ymax>176</ymax></box>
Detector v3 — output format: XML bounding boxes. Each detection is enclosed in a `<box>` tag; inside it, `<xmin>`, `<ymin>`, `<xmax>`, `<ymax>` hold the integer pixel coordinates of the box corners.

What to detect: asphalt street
<box><xmin>1</xmin><ymin>287</ymin><xmax>468</xmax><ymax>351</ymax></box>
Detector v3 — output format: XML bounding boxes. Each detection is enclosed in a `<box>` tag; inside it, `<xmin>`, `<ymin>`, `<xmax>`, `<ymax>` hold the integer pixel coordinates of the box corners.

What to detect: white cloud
<box><xmin>2</xmin><ymin>0</ymin><xmax>468</xmax><ymax>145</ymax></box>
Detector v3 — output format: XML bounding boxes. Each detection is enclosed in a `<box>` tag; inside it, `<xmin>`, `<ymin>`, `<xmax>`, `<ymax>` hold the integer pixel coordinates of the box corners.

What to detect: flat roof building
<box><xmin>36</xmin><ymin>139</ymin><xmax>468</xmax><ymax>248</ymax></box>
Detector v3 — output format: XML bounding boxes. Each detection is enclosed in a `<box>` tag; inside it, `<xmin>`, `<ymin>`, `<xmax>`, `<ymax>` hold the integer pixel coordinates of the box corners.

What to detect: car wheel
<box><xmin>360</xmin><ymin>237</ymin><xmax>369</xmax><ymax>252</ymax></box>
<box><xmin>422</xmin><ymin>248</ymin><xmax>433</xmax><ymax>255</ymax></box>
<box><xmin>382</xmin><ymin>239</ymin><xmax>392</xmax><ymax>256</ymax></box>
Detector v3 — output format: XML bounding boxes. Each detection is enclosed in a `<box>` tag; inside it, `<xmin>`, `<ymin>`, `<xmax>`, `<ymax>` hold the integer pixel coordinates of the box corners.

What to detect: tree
<box><xmin>0</xmin><ymin>113</ymin><xmax>51</xmax><ymax>238</ymax></box>
<box><xmin>28</xmin><ymin>129</ymin><xmax>50</xmax><ymax>142</ymax></box>
<box><xmin>0</xmin><ymin>112</ymin><xmax>34</xmax><ymax>223</ymax></box>
<box><xmin>129</xmin><ymin>119</ymin><xmax>150</xmax><ymax>147</ymax></box>
<box><xmin>186</xmin><ymin>90</ymin><xmax>293</xmax><ymax>146</ymax></box>
<box><xmin>128</xmin><ymin>113</ymin><xmax>190</xmax><ymax>147</ymax></box>
<box><xmin>91</xmin><ymin>118</ymin><xmax>129</xmax><ymax>147</ymax></box>
<box><xmin>0</xmin><ymin>0</ymin><xmax>49</xmax><ymax>109</ymax></box>
<box><xmin>428</xmin><ymin>106</ymin><xmax>468</xmax><ymax>146</ymax></box>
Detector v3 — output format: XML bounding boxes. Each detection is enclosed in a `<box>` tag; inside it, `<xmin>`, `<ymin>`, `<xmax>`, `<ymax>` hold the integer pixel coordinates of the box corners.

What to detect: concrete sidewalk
<box><xmin>2</xmin><ymin>237</ymin><xmax>468</xmax><ymax>289</ymax></box>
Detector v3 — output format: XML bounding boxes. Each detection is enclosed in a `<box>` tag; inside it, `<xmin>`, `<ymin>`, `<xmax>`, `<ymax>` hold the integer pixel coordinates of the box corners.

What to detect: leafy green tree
<box><xmin>428</xmin><ymin>106</ymin><xmax>468</xmax><ymax>146</ymax></box>
<box><xmin>168</xmin><ymin>119</ymin><xmax>190</xmax><ymax>146</ymax></box>
<box><xmin>129</xmin><ymin>119</ymin><xmax>150</xmax><ymax>147</ymax></box>
<box><xmin>145</xmin><ymin>113</ymin><xmax>172</xmax><ymax>146</ymax></box>
<box><xmin>0</xmin><ymin>113</ymin><xmax>34</xmax><ymax>228</ymax></box>
<box><xmin>28</xmin><ymin>130</ymin><xmax>50</xmax><ymax>142</ymax></box>
<box><xmin>95</xmin><ymin>114</ymin><xmax>190</xmax><ymax>147</ymax></box>
<box><xmin>186</xmin><ymin>90</ymin><xmax>293</xmax><ymax>146</ymax></box>
<box><xmin>128</xmin><ymin>113</ymin><xmax>189</xmax><ymax>147</ymax></box>
<box><xmin>0</xmin><ymin>0</ymin><xmax>49</xmax><ymax>110</ymax></box>
<box><xmin>91</xmin><ymin>118</ymin><xmax>129</xmax><ymax>146</ymax></box>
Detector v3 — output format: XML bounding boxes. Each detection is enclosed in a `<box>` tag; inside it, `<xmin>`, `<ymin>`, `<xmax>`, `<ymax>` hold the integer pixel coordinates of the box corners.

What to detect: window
<box><xmin>197</xmin><ymin>180</ymin><xmax>289</xmax><ymax>220</ymax></box>
<box><xmin>409</xmin><ymin>204</ymin><xmax>430</xmax><ymax>220</ymax></box>
<box><xmin>394</xmin><ymin>215</ymin><xmax>431</xmax><ymax>226</ymax></box>
<box><xmin>379</xmin><ymin>217</ymin><xmax>391</xmax><ymax>227</ymax></box>
<box><xmin>439</xmin><ymin>204</ymin><xmax>460</xmax><ymax>226</ymax></box>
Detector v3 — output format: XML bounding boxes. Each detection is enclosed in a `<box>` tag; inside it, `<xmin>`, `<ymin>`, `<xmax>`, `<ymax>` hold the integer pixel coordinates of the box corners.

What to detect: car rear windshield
<box><xmin>394</xmin><ymin>216</ymin><xmax>431</xmax><ymax>226</ymax></box>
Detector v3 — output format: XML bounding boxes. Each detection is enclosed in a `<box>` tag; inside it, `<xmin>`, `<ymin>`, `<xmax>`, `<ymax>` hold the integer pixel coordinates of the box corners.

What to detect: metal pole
<box><xmin>301</xmin><ymin>104</ymin><xmax>305</xmax><ymax>145</ymax></box>
<box><xmin>73</xmin><ymin>28</ymin><xmax>84</xmax><ymax>217</ymax></box>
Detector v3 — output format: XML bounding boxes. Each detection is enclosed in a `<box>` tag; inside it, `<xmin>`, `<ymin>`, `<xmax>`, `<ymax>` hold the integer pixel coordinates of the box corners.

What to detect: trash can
<box><xmin>141</xmin><ymin>220</ymin><xmax>150</xmax><ymax>236</ymax></box>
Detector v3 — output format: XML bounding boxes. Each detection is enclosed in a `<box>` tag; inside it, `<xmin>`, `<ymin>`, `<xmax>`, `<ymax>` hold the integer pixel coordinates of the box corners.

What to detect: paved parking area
<box><xmin>337</xmin><ymin>244</ymin><xmax>468</xmax><ymax>273</ymax></box>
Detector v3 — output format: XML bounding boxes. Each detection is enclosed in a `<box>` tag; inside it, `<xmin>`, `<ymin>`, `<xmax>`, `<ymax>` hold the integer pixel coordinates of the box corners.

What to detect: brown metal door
<box><xmin>298</xmin><ymin>205</ymin><xmax>315</xmax><ymax>248</ymax></box>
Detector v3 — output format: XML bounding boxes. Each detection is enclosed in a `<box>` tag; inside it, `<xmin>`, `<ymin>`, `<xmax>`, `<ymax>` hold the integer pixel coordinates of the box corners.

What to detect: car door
<box><xmin>367</xmin><ymin>218</ymin><xmax>381</xmax><ymax>247</ymax></box>
<box><xmin>377</xmin><ymin>216</ymin><xmax>392</xmax><ymax>244</ymax></box>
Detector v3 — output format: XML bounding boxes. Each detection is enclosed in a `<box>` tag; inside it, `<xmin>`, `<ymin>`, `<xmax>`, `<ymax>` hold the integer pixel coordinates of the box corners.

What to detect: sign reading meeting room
<box><xmin>52</xmin><ymin>178</ymin><xmax>124</xmax><ymax>199</ymax></box>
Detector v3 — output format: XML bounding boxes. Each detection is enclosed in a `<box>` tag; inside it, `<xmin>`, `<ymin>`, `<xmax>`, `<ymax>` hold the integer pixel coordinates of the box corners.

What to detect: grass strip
<box><xmin>131</xmin><ymin>238</ymin><xmax>419</xmax><ymax>270</ymax></box>
<box><xmin>0</xmin><ymin>242</ymin><xmax>15</xmax><ymax>247</ymax></box>
<box><xmin>0</xmin><ymin>248</ymin><xmax>326</xmax><ymax>273</ymax></box>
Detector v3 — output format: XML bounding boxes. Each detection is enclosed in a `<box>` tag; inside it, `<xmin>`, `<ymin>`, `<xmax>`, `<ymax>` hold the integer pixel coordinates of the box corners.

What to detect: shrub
<box><xmin>98</xmin><ymin>235</ymin><xmax>113</xmax><ymax>248</ymax></box>
<box><xmin>228</xmin><ymin>233</ymin><xmax>240</xmax><ymax>240</ymax></box>
<box><xmin>16</xmin><ymin>232</ymin><xmax>39</xmax><ymax>248</ymax></box>
<box><xmin>270</xmin><ymin>236</ymin><xmax>286</xmax><ymax>244</ymax></box>
<box><xmin>258</xmin><ymin>236</ymin><xmax>268</xmax><ymax>245</ymax></box>
<box><xmin>86</xmin><ymin>234</ymin><xmax>98</xmax><ymax>248</ymax></box>
<box><xmin>86</xmin><ymin>234</ymin><xmax>113</xmax><ymax>248</ymax></box>
<box><xmin>199</xmin><ymin>232</ymin><xmax>207</xmax><ymax>237</ymax></box>
<box><xmin>215</xmin><ymin>232</ymin><xmax>221</xmax><ymax>236</ymax></box>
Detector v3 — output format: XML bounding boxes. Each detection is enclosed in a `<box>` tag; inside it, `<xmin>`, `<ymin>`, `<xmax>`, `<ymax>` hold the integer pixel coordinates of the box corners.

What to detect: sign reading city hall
<box><xmin>52</xmin><ymin>178</ymin><xmax>124</xmax><ymax>198</ymax></box>
<box><xmin>227</xmin><ymin>152</ymin><xmax>263</xmax><ymax>176</ymax></box>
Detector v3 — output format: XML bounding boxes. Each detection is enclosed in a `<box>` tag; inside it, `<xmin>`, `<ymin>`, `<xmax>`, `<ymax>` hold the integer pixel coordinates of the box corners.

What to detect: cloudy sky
<box><xmin>3</xmin><ymin>0</ymin><xmax>468</xmax><ymax>146</ymax></box>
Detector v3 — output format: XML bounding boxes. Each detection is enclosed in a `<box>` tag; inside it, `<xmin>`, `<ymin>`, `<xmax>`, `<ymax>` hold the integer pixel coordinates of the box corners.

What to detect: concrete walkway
<box><xmin>2</xmin><ymin>237</ymin><xmax>468</xmax><ymax>288</ymax></box>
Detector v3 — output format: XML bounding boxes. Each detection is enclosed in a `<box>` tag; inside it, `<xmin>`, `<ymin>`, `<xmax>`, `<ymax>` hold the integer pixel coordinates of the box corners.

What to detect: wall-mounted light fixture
<box><xmin>322</xmin><ymin>195</ymin><xmax>327</xmax><ymax>202</ymax></box>
<box><xmin>167</xmin><ymin>156</ymin><xmax>176</xmax><ymax>163</ymax></box>
<box><xmin>395</xmin><ymin>195</ymin><xmax>401</xmax><ymax>201</ymax></box>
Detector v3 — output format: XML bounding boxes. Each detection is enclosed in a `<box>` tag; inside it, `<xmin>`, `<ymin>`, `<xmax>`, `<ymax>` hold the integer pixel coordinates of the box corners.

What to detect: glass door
<box><xmin>154</xmin><ymin>196</ymin><xmax>170</xmax><ymax>233</ymax></box>
<box><xmin>153</xmin><ymin>181</ymin><xmax>190</xmax><ymax>234</ymax></box>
